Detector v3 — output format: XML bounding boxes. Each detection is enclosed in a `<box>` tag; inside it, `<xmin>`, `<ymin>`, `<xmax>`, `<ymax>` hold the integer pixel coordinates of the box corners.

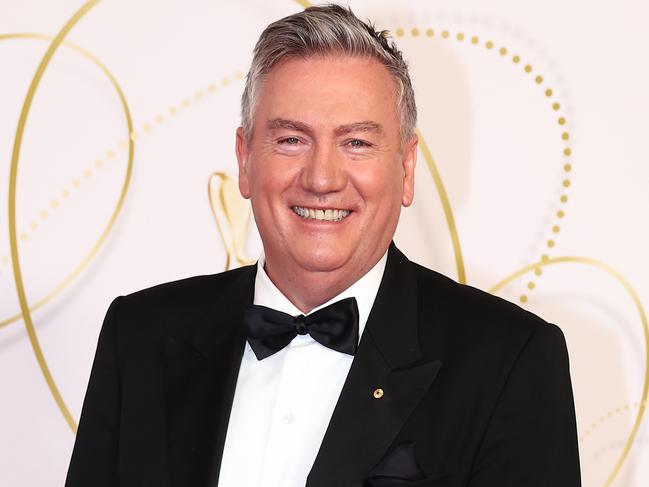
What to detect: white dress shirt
<box><xmin>217</xmin><ymin>251</ymin><xmax>388</xmax><ymax>487</ymax></box>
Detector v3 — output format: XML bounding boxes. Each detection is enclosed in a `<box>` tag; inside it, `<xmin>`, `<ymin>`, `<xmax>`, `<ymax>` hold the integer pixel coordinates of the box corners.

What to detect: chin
<box><xmin>293</xmin><ymin>245</ymin><xmax>352</xmax><ymax>273</ymax></box>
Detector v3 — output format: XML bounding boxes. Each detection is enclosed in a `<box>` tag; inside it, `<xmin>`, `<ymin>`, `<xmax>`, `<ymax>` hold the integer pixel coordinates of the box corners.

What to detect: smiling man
<box><xmin>66</xmin><ymin>4</ymin><xmax>581</xmax><ymax>487</ymax></box>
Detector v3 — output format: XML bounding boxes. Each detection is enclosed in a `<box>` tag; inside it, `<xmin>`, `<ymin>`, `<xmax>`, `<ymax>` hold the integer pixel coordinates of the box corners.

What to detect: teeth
<box><xmin>292</xmin><ymin>206</ymin><xmax>351</xmax><ymax>222</ymax></box>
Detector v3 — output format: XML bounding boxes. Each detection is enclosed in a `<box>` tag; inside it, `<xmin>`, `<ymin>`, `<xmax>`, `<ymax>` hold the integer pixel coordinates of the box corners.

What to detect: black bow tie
<box><xmin>243</xmin><ymin>297</ymin><xmax>359</xmax><ymax>360</ymax></box>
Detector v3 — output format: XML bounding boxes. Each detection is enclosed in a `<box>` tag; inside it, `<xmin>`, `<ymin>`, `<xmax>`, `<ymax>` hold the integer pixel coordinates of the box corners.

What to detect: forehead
<box><xmin>253</xmin><ymin>54</ymin><xmax>400</xmax><ymax>131</ymax></box>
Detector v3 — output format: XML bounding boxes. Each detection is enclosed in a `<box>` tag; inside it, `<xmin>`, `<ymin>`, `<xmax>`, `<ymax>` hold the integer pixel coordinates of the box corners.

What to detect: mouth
<box><xmin>292</xmin><ymin>206</ymin><xmax>352</xmax><ymax>222</ymax></box>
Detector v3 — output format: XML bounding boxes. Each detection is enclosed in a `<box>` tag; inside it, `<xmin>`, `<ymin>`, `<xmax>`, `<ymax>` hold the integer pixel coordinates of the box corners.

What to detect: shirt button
<box><xmin>283</xmin><ymin>413</ymin><xmax>295</xmax><ymax>424</ymax></box>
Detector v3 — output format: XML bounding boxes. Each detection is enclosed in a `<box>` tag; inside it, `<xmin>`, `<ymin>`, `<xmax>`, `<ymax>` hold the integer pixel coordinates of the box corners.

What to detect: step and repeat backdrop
<box><xmin>1</xmin><ymin>0</ymin><xmax>648</xmax><ymax>485</ymax></box>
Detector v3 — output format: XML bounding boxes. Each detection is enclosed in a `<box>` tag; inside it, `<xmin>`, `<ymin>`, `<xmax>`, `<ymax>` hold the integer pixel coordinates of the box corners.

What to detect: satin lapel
<box><xmin>163</xmin><ymin>266</ymin><xmax>255</xmax><ymax>487</ymax></box>
<box><xmin>307</xmin><ymin>244</ymin><xmax>443</xmax><ymax>487</ymax></box>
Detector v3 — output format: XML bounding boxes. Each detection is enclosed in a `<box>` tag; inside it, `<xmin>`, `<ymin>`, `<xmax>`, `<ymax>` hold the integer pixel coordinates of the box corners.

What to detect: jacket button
<box><xmin>373</xmin><ymin>388</ymin><xmax>384</xmax><ymax>399</ymax></box>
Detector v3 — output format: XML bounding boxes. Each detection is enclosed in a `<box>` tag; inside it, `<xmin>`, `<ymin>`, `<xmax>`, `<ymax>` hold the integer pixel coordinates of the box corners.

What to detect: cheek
<box><xmin>247</xmin><ymin>162</ymin><xmax>300</xmax><ymax>217</ymax></box>
<box><xmin>351</xmin><ymin>164</ymin><xmax>403</xmax><ymax>208</ymax></box>
<box><xmin>248</xmin><ymin>159</ymin><xmax>285</xmax><ymax>192</ymax></box>
<box><xmin>249</xmin><ymin>147</ymin><xmax>306</xmax><ymax>185</ymax></box>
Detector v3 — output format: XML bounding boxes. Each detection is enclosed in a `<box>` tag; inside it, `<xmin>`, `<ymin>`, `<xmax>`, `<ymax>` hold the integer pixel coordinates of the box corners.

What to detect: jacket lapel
<box><xmin>307</xmin><ymin>245</ymin><xmax>442</xmax><ymax>487</ymax></box>
<box><xmin>163</xmin><ymin>266</ymin><xmax>256</xmax><ymax>487</ymax></box>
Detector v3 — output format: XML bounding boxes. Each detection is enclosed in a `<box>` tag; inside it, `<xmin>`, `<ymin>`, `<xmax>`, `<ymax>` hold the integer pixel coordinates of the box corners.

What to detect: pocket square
<box><xmin>364</xmin><ymin>441</ymin><xmax>426</xmax><ymax>486</ymax></box>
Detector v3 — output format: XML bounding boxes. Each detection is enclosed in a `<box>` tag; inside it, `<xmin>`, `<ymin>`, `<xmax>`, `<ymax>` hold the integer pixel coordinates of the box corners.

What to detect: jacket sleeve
<box><xmin>469</xmin><ymin>323</ymin><xmax>582</xmax><ymax>486</ymax></box>
<box><xmin>65</xmin><ymin>297</ymin><xmax>122</xmax><ymax>487</ymax></box>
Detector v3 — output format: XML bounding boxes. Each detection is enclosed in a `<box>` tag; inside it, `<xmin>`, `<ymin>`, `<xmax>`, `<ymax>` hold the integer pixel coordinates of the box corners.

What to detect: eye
<box><xmin>348</xmin><ymin>139</ymin><xmax>371</xmax><ymax>148</ymax></box>
<box><xmin>279</xmin><ymin>136</ymin><xmax>300</xmax><ymax>145</ymax></box>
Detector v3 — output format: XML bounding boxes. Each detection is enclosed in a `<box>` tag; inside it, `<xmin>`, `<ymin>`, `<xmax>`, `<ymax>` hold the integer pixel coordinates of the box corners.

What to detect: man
<box><xmin>66</xmin><ymin>4</ymin><xmax>581</xmax><ymax>487</ymax></box>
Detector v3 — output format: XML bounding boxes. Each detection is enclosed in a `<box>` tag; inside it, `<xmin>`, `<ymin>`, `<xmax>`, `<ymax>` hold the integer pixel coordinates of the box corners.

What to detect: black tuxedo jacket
<box><xmin>66</xmin><ymin>245</ymin><xmax>581</xmax><ymax>486</ymax></box>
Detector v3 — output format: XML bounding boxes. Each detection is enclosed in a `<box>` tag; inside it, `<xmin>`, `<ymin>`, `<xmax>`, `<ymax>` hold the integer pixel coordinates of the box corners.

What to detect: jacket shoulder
<box><xmin>410</xmin><ymin>261</ymin><xmax>563</xmax><ymax>358</ymax></box>
<box><xmin>106</xmin><ymin>265</ymin><xmax>255</xmax><ymax>339</ymax></box>
<box><xmin>119</xmin><ymin>265</ymin><xmax>252</xmax><ymax>309</ymax></box>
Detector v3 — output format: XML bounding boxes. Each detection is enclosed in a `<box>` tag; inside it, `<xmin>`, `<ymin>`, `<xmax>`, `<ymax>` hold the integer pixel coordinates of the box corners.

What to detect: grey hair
<box><xmin>240</xmin><ymin>3</ymin><xmax>417</xmax><ymax>144</ymax></box>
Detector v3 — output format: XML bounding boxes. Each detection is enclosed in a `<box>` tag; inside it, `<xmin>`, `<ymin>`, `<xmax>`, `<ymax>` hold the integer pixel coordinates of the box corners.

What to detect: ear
<box><xmin>401</xmin><ymin>134</ymin><xmax>418</xmax><ymax>207</ymax></box>
<box><xmin>235</xmin><ymin>126</ymin><xmax>251</xmax><ymax>199</ymax></box>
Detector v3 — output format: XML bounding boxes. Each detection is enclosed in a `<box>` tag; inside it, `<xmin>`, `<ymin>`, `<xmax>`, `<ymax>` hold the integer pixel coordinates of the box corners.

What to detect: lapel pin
<box><xmin>373</xmin><ymin>388</ymin><xmax>384</xmax><ymax>399</ymax></box>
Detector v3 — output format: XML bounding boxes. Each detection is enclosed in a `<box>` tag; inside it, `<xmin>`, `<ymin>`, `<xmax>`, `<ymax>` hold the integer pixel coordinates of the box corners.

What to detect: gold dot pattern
<box><xmin>402</xmin><ymin>26</ymin><xmax>574</xmax><ymax>304</ymax></box>
<box><xmin>0</xmin><ymin>70</ymin><xmax>244</xmax><ymax>267</ymax></box>
<box><xmin>580</xmin><ymin>401</ymin><xmax>647</xmax><ymax>443</ymax></box>
<box><xmin>586</xmin><ymin>436</ymin><xmax>649</xmax><ymax>466</ymax></box>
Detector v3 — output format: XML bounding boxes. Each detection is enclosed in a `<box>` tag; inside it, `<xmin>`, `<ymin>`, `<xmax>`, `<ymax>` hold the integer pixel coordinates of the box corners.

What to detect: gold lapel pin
<box><xmin>373</xmin><ymin>388</ymin><xmax>384</xmax><ymax>399</ymax></box>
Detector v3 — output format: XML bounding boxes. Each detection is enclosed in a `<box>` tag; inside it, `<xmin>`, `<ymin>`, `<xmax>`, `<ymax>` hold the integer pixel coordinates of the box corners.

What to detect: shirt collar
<box><xmin>253</xmin><ymin>251</ymin><xmax>388</xmax><ymax>342</ymax></box>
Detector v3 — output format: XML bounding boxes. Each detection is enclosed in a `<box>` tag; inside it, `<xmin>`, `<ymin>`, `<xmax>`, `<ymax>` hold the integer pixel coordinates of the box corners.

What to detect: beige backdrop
<box><xmin>1</xmin><ymin>0</ymin><xmax>648</xmax><ymax>485</ymax></box>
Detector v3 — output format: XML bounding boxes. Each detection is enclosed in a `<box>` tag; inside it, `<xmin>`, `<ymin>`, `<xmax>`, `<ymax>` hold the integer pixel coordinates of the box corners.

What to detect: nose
<box><xmin>300</xmin><ymin>141</ymin><xmax>347</xmax><ymax>194</ymax></box>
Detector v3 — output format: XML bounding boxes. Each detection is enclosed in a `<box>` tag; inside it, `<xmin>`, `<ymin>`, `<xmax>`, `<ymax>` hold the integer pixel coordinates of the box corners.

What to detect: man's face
<box><xmin>236</xmin><ymin>55</ymin><xmax>417</xmax><ymax>284</ymax></box>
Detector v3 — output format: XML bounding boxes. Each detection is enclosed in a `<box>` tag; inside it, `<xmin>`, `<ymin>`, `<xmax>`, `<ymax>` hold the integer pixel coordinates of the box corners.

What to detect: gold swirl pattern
<box><xmin>208</xmin><ymin>172</ymin><xmax>255</xmax><ymax>270</ymax></box>
<box><xmin>0</xmin><ymin>68</ymin><xmax>243</xmax><ymax>328</ymax></box>
<box><xmin>490</xmin><ymin>256</ymin><xmax>648</xmax><ymax>487</ymax></box>
<box><xmin>0</xmin><ymin>33</ymin><xmax>135</xmax><ymax>330</ymax></box>
<box><xmin>416</xmin><ymin>129</ymin><xmax>467</xmax><ymax>283</ymax></box>
<box><xmin>6</xmin><ymin>0</ymin><xmax>125</xmax><ymax>432</ymax></box>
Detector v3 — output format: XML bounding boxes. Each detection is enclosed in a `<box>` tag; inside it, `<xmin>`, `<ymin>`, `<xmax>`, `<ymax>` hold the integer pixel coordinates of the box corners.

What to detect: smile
<box><xmin>292</xmin><ymin>206</ymin><xmax>351</xmax><ymax>222</ymax></box>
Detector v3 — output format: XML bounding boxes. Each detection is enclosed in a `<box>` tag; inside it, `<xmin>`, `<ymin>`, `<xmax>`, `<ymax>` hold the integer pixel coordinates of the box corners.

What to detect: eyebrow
<box><xmin>267</xmin><ymin>118</ymin><xmax>384</xmax><ymax>136</ymax></box>
<box><xmin>267</xmin><ymin>118</ymin><xmax>312</xmax><ymax>133</ymax></box>
<box><xmin>334</xmin><ymin>121</ymin><xmax>384</xmax><ymax>136</ymax></box>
